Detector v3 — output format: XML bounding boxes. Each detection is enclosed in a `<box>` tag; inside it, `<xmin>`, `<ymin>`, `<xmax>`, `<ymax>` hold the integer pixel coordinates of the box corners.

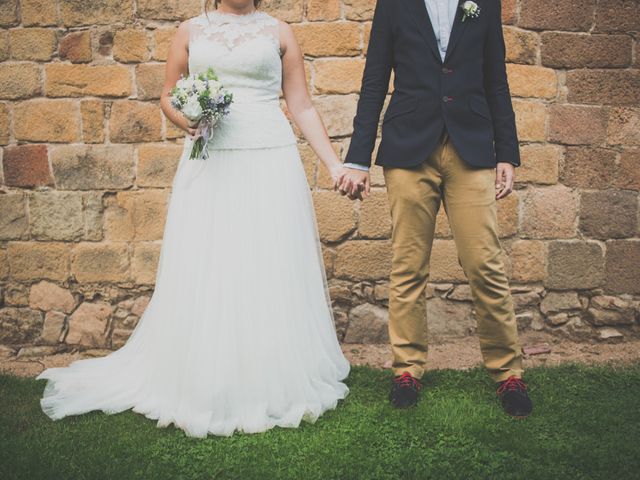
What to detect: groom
<box><xmin>339</xmin><ymin>0</ymin><xmax>533</xmax><ymax>417</ymax></box>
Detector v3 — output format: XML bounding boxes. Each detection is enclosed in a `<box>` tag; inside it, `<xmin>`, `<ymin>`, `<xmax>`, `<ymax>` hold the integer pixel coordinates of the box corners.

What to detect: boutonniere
<box><xmin>460</xmin><ymin>1</ymin><xmax>481</xmax><ymax>22</ymax></box>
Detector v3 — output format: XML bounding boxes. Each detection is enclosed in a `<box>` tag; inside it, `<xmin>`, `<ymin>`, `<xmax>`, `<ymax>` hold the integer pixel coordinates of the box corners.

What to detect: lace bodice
<box><xmin>187</xmin><ymin>10</ymin><xmax>296</xmax><ymax>149</ymax></box>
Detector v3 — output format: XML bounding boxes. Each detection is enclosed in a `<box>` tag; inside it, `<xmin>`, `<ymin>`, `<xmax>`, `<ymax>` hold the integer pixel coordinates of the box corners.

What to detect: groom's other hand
<box><xmin>337</xmin><ymin>168</ymin><xmax>370</xmax><ymax>200</ymax></box>
<box><xmin>495</xmin><ymin>162</ymin><xmax>515</xmax><ymax>200</ymax></box>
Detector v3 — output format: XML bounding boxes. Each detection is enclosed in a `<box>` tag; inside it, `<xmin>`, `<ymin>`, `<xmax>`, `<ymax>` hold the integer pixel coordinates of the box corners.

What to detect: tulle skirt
<box><xmin>36</xmin><ymin>140</ymin><xmax>350</xmax><ymax>437</ymax></box>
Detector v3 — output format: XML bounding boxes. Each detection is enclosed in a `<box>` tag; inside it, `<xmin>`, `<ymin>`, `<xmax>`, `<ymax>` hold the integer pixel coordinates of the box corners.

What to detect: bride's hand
<box><xmin>329</xmin><ymin>163</ymin><xmax>347</xmax><ymax>190</ymax></box>
<box><xmin>183</xmin><ymin>116</ymin><xmax>200</xmax><ymax>138</ymax></box>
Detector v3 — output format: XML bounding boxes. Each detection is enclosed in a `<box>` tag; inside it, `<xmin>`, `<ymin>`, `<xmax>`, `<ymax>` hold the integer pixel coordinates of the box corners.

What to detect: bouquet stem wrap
<box><xmin>190</xmin><ymin>120</ymin><xmax>216</xmax><ymax>161</ymax></box>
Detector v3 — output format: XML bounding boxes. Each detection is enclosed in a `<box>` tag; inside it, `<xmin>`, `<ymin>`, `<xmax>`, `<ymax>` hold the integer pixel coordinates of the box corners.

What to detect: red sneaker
<box><xmin>389</xmin><ymin>372</ymin><xmax>422</xmax><ymax>408</ymax></box>
<box><xmin>497</xmin><ymin>375</ymin><xmax>533</xmax><ymax>418</ymax></box>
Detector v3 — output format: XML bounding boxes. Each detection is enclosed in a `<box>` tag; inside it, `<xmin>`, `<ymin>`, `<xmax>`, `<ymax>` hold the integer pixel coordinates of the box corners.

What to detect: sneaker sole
<box><xmin>506</xmin><ymin>412</ymin><xmax>531</xmax><ymax>419</ymax></box>
<box><xmin>391</xmin><ymin>403</ymin><xmax>418</xmax><ymax>409</ymax></box>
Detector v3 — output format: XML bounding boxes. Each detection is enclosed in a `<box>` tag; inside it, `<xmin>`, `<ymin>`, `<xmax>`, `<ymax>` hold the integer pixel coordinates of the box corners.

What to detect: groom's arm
<box><xmin>483</xmin><ymin>0</ymin><xmax>520</xmax><ymax>167</ymax></box>
<box><xmin>343</xmin><ymin>0</ymin><xmax>393</xmax><ymax>169</ymax></box>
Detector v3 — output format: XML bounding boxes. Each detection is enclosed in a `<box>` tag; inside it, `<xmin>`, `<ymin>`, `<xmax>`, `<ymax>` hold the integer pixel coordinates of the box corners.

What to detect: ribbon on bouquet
<box><xmin>189</xmin><ymin>120</ymin><xmax>216</xmax><ymax>161</ymax></box>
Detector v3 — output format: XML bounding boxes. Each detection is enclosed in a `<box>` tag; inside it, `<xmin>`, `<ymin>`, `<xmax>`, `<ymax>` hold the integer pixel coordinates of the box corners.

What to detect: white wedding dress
<box><xmin>36</xmin><ymin>9</ymin><xmax>350</xmax><ymax>438</ymax></box>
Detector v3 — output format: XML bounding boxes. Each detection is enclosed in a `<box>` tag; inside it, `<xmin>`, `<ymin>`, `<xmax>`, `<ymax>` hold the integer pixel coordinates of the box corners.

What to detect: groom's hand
<box><xmin>495</xmin><ymin>162</ymin><xmax>515</xmax><ymax>200</ymax></box>
<box><xmin>337</xmin><ymin>168</ymin><xmax>370</xmax><ymax>200</ymax></box>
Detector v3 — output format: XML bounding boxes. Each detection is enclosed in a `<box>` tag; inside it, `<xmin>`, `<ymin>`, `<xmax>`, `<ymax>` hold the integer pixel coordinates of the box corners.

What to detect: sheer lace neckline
<box><xmin>202</xmin><ymin>9</ymin><xmax>269</xmax><ymax>24</ymax></box>
<box><xmin>190</xmin><ymin>9</ymin><xmax>280</xmax><ymax>53</ymax></box>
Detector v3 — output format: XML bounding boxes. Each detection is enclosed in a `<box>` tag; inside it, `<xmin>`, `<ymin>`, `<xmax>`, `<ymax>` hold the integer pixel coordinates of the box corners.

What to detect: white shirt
<box><xmin>344</xmin><ymin>0</ymin><xmax>459</xmax><ymax>171</ymax></box>
<box><xmin>425</xmin><ymin>0</ymin><xmax>459</xmax><ymax>62</ymax></box>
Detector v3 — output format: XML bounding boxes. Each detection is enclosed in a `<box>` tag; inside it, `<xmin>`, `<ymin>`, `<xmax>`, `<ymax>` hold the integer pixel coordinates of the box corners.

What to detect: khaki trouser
<box><xmin>383</xmin><ymin>128</ymin><xmax>524</xmax><ymax>383</ymax></box>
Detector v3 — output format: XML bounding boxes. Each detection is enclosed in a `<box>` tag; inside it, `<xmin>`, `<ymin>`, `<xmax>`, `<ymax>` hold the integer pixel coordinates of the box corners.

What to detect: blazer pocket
<box><xmin>468</xmin><ymin>96</ymin><xmax>492</xmax><ymax>120</ymax></box>
<box><xmin>383</xmin><ymin>96</ymin><xmax>419</xmax><ymax>124</ymax></box>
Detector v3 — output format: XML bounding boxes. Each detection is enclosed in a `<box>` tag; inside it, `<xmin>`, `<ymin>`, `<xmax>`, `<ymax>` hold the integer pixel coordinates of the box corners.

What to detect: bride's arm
<box><xmin>160</xmin><ymin>21</ymin><xmax>197</xmax><ymax>137</ymax></box>
<box><xmin>279</xmin><ymin>21</ymin><xmax>347</xmax><ymax>192</ymax></box>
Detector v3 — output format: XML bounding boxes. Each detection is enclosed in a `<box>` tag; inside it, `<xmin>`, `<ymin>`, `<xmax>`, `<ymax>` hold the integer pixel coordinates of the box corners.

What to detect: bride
<box><xmin>36</xmin><ymin>0</ymin><xmax>351</xmax><ymax>437</ymax></box>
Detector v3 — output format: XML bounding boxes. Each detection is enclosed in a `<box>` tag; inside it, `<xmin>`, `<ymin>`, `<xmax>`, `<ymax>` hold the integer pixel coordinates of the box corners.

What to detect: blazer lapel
<box><xmin>443</xmin><ymin>0</ymin><xmax>470</xmax><ymax>63</ymax></box>
<box><xmin>404</xmin><ymin>0</ymin><xmax>442</xmax><ymax>64</ymax></box>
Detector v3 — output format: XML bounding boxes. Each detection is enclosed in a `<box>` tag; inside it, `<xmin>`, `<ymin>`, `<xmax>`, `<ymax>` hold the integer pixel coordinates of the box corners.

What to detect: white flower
<box><xmin>176</xmin><ymin>77</ymin><xmax>194</xmax><ymax>91</ymax></box>
<box><xmin>182</xmin><ymin>95</ymin><xmax>203</xmax><ymax>121</ymax></box>
<box><xmin>193</xmin><ymin>79</ymin><xmax>207</xmax><ymax>93</ymax></box>
<box><xmin>461</xmin><ymin>1</ymin><xmax>480</xmax><ymax>22</ymax></box>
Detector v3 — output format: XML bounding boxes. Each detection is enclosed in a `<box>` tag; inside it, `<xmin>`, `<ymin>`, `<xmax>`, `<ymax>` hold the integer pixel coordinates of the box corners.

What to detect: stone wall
<box><xmin>0</xmin><ymin>0</ymin><xmax>639</xmax><ymax>354</ymax></box>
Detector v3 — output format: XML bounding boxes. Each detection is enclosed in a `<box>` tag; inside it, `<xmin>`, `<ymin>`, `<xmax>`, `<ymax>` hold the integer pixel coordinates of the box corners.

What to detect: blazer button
<box><xmin>442</xmin><ymin>67</ymin><xmax>452</xmax><ymax>73</ymax></box>
<box><xmin>442</xmin><ymin>96</ymin><xmax>453</xmax><ymax>102</ymax></box>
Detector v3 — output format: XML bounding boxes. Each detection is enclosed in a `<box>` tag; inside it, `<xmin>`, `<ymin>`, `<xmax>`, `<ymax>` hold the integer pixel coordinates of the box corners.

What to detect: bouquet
<box><xmin>170</xmin><ymin>68</ymin><xmax>233</xmax><ymax>160</ymax></box>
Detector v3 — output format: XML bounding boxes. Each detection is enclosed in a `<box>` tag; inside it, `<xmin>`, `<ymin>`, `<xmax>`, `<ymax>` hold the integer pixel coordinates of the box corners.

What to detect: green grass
<box><xmin>1</xmin><ymin>362</ymin><xmax>639</xmax><ymax>480</ymax></box>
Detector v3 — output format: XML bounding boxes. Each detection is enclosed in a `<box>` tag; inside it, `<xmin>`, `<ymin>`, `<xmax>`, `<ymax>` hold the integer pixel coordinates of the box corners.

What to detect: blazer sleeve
<box><xmin>344</xmin><ymin>0</ymin><xmax>393</xmax><ymax>168</ymax></box>
<box><xmin>482</xmin><ymin>0</ymin><xmax>521</xmax><ymax>167</ymax></box>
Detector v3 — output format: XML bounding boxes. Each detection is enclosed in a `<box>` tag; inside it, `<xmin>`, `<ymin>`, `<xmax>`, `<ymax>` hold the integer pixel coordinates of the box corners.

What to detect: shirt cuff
<box><xmin>343</xmin><ymin>162</ymin><xmax>370</xmax><ymax>171</ymax></box>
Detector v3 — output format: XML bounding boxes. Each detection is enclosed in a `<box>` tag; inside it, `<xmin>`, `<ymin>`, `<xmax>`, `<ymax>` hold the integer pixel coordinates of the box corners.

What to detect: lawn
<box><xmin>1</xmin><ymin>362</ymin><xmax>639</xmax><ymax>480</ymax></box>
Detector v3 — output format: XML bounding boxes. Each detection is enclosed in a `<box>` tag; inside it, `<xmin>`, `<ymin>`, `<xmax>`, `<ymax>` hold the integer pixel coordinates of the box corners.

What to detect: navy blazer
<box><xmin>344</xmin><ymin>0</ymin><xmax>520</xmax><ymax>169</ymax></box>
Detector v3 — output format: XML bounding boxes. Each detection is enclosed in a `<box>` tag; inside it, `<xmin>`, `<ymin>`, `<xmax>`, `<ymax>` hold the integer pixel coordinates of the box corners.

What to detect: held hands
<box><xmin>495</xmin><ymin>162</ymin><xmax>515</xmax><ymax>200</ymax></box>
<box><xmin>332</xmin><ymin>165</ymin><xmax>371</xmax><ymax>201</ymax></box>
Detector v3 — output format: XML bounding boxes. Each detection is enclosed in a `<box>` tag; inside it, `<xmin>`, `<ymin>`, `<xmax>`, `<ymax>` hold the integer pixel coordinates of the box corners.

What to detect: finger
<box><xmin>351</xmin><ymin>179</ymin><xmax>364</xmax><ymax>196</ymax></box>
<box><xmin>502</xmin><ymin>169</ymin><xmax>515</xmax><ymax>198</ymax></box>
<box><xmin>496</xmin><ymin>182</ymin><xmax>512</xmax><ymax>199</ymax></box>
<box><xmin>344</xmin><ymin>178</ymin><xmax>355</xmax><ymax>194</ymax></box>
<box><xmin>347</xmin><ymin>182</ymin><xmax>360</xmax><ymax>200</ymax></box>
<box><xmin>503</xmin><ymin>182</ymin><xmax>513</xmax><ymax>198</ymax></box>
<box><xmin>505</xmin><ymin>174</ymin><xmax>515</xmax><ymax>197</ymax></box>
<box><xmin>497</xmin><ymin>187</ymin><xmax>512</xmax><ymax>200</ymax></box>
